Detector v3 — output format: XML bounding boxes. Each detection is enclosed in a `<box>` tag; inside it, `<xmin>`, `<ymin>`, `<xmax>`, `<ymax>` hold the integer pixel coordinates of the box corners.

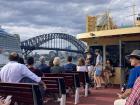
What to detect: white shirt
<box><xmin>87</xmin><ymin>65</ymin><xmax>94</xmax><ymax>72</ymax></box>
<box><xmin>96</xmin><ymin>54</ymin><xmax>102</xmax><ymax>66</ymax></box>
<box><xmin>0</xmin><ymin>61</ymin><xmax>41</xmax><ymax>83</ymax></box>
<box><xmin>77</xmin><ymin>66</ymin><xmax>87</xmax><ymax>72</ymax></box>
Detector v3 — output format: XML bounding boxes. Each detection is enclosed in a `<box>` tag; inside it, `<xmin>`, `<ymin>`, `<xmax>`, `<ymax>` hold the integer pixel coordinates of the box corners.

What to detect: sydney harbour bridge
<box><xmin>21</xmin><ymin>33</ymin><xmax>87</xmax><ymax>60</ymax></box>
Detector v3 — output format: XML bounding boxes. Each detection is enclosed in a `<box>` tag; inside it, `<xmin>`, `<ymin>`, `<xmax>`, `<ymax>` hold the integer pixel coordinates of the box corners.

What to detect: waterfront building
<box><xmin>0</xmin><ymin>26</ymin><xmax>21</xmax><ymax>67</ymax></box>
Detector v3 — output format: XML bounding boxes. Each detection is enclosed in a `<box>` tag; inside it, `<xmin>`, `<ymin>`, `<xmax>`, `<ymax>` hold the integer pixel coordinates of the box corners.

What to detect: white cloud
<box><xmin>0</xmin><ymin>0</ymin><xmax>140</xmax><ymax>41</ymax></box>
<box><xmin>3</xmin><ymin>25</ymin><xmax>81</xmax><ymax>41</ymax></box>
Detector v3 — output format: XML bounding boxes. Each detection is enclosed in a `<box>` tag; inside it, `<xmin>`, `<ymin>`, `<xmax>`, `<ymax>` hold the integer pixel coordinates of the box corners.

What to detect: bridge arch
<box><xmin>21</xmin><ymin>33</ymin><xmax>87</xmax><ymax>56</ymax></box>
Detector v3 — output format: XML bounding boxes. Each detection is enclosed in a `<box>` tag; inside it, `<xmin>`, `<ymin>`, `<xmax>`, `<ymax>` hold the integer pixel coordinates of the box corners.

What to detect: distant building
<box><xmin>0</xmin><ymin>26</ymin><xmax>21</xmax><ymax>67</ymax></box>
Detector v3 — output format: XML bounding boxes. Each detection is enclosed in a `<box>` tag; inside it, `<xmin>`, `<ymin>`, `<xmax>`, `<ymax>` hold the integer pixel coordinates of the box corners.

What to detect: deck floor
<box><xmin>46</xmin><ymin>87</ymin><xmax>120</xmax><ymax>105</ymax></box>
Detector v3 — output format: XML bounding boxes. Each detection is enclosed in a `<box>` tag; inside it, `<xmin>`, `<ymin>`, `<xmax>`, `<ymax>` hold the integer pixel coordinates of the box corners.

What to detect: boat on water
<box><xmin>0</xmin><ymin>26</ymin><xmax>21</xmax><ymax>67</ymax></box>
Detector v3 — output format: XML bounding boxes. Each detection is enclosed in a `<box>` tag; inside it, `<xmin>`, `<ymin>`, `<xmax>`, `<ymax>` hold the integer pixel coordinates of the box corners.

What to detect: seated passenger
<box><xmin>103</xmin><ymin>59</ymin><xmax>114</xmax><ymax>87</ymax></box>
<box><xmin>0</xmin><ymin>52</ymin><xmax>46</xmax><ymax>95</ymax></box>
<box><xmin>77</xmin><ymin>57</ymin><xmax>91</xmax><ymax>94</ymax></box>
<box><xmin>63</xmin><ymin>56</ymin><xmax>76</xmax><ymax>72</ymax></box>
<box><xmin>114</xmin><ymin>76</ymin><xmax>140</xmax><ymax>105</ymax></box>
<box><xmin>85</xmin><ymin>58</ymin><xmax>94</xmax><ymax>80</ymax></box>
<box><xmin>48</xmin><ymin>58</ymin><xmax>54</xmax><ymax>68</ymax></box>
<box><xmin>51</xmin><ymin>57</ymin><xmax>64</xmax><ymax>73</ymax></box>
<box><xmin>114</xmin><ymin>50</ymin><xmax>140</xmax><ymax>105</ymax></box>
<box><xmin>37</xmin><ymin>56</ymin><xmax>50</xmax><ymax>73</ymax></box>
<box><xmin>125</xmin><ymin>76</ymin><xmax>140</xmax><ymax>105</ymax></box>
<box><xmin>77</xmin><ymin>57</ymin><xmax>88</xmax><ymax>72</ymax></box>
<box><xmin>27</xmin><ymin>57</ymin><xmax>43</xmax><ymax>77</ymax></box>
<box><xmin>18</xmin><ymin>57</ymin><xmax>25</xmax><ymax>64</ymax></box>
<box><xmin>86</xmin><ymin>57</ymin><xmax>95</xmax><ymax>87</ymax></box>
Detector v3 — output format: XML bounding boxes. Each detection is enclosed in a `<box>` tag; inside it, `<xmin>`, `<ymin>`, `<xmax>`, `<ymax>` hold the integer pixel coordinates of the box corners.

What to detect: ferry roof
<box><xmin>77</xmin><ymin>27</ymin><xmax>140</xmax><ymax>40</ymax></box>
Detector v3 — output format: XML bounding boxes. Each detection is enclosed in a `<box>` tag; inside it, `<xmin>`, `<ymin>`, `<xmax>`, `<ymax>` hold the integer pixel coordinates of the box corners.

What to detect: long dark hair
<box><xmin>18</xmin><ymin>57</ymin><xmax>25</xmax><ymax>64</ymax></box>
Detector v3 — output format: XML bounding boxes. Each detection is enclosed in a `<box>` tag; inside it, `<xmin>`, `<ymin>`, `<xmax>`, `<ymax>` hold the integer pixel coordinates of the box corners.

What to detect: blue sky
<box><xmin>0</xmin><ymin>0</ymin><xmax>140</xmax><ymax>40</ymax></box>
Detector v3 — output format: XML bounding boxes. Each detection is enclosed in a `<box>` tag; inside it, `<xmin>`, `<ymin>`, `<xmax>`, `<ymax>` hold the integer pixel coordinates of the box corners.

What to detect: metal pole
<box><xmin>132</xmin><ymin>0</ymin><xmax>136</xmax><ymax>26</ymax></box>
<box><xmin>103</xmin><ymin>45</ymin><xmax>106</xmax><ymax>67</ymax></box>
<box><xmin>119</xmin><ymin>39</ymin><xmax>123</xmax><ymax>88</ymax></box>
<box><xmin>119</xmin><ymin>39</ymin><xmax>122</xmax><ymax>67</ymax></box>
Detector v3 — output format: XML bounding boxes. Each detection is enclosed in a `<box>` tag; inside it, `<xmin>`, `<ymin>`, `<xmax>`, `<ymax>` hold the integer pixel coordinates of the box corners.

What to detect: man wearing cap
<box><xmin>125</xmin><ymin>76</ymin><xmax>140</xmax><ymax>105</ymax></box>
<box><xmin>114</xmin><ymin>49</ymin><xmax>140</xmax><ymax>105</ymax></box>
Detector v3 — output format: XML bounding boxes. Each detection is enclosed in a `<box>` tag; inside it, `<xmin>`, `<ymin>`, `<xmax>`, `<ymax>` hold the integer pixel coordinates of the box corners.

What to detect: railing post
<box><xmin>60</xmin><ymin>94</ymin><xmax>66</xmax><ymax>105</ymax></box>
<box><xmin>75</xmin><ymin>88</ymin><xmax>80</xmax><ymax>104</ymax></box>
<box><xmin>85</xmin><ymin>83</ymin><xmax>88</xmax><ymax>97</ymax></box>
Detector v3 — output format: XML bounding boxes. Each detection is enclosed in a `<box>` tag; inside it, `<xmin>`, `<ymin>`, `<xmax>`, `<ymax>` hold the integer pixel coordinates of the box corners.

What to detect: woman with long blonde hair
<box><xmin>77</xmin><ymin>57</ymin><xmax>88</xmax><ymax>72</ymax></box>
<box><xmin>50</xmin><ymin>57</ymin><xmax>64</xmax><ymax>73</ymax></box>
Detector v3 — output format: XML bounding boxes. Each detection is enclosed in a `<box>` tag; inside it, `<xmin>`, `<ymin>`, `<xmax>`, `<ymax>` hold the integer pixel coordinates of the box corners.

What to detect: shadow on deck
<box><xmin>46</xmin><ymin>87</ymin><xmax>120</xmax><ymax>105</ymax></box>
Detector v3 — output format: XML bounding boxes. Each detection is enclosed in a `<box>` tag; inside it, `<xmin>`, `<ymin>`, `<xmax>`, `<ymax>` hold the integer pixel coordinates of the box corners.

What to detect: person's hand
<box><xmin>43</xmin><ymin>84</ymin><xmax>47</xmax><ymax>90</ymax></box>
<box><xmin>0</xmin><ymin>96</ymin><xmax>11</xmax><ymax>105</ymax></box>
<box><xmin>116</xmin><ymin>93</ymin><xmax>122</xmax><ymax>99</ymax></box>
<box><xmin>4</xmin><ymin>98</ymin><xmax>11</xmax><ymax>105</ymax></box>
<box><xmin>40</xmin><ymin>81</ymin><xmax>47</xmax><ymax>90</ymax></box>
<box><xmin>0</xmin><ymin>97</ymin><xmax>4</xmax><ymax>105</ymax></box>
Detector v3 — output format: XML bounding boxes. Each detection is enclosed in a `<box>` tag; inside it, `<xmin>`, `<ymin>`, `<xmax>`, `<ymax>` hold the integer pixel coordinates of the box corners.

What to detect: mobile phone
<box><xmin>4</xmin><ymin>95</ymin><xmax>12</xmax><ymax>103</ymax></box>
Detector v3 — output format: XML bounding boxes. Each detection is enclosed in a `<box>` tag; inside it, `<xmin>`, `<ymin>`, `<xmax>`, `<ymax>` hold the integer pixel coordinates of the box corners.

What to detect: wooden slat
<box><xmin>42</xmin><ymin>77</ymin><xmax>66</xmax><ymax>94</ymax></box>
<box><xmin>0</xmin><ymin>83</ymin><xmax>43</xmax><ymax>105</ymax></box>
<box><xmin>44</xmin><ymin>73</ymin><xmax>80</xmax><ymax>88</ymax></box>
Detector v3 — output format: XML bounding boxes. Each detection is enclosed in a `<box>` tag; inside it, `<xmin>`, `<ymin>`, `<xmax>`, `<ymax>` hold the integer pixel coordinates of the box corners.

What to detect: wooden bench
<box><xmin>42</xmin><ymin>77</ymin><xmax>66</xmax><ymax>105</ymax></box>
<box><xmin>0</xmin><ymin>82</ymin><xmax>43</xmax><ymax>105</ymax></box>
<box><xmin>72</xmin><ymin>71</ymin><xmax>90</xmax><ymax>97</ymax></box>
<box><xmin>44</xmin><ymin>73</ymin><xmax>80</xmax><ymax>104</ymax></box>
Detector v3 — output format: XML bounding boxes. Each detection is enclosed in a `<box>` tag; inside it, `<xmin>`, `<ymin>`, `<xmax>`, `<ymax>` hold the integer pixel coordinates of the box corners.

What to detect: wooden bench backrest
<box><xmin>0</xmin><ymin>83</ymin><xmax>43</xmax><ymax>105</ymax></box>
<box><xmin>72</xmin><ymin>72</ymin><xmax>90</xmax><ymax>85</ymax></box>
<box><xmin>42</xmin><ymin>77</ymin><xmax>66</xmax><ymax>95</ymax></box>
<box><xmin>44</xmin><ymin>73</ymin><xmax>80</xmax><ymax>88</ymax></box>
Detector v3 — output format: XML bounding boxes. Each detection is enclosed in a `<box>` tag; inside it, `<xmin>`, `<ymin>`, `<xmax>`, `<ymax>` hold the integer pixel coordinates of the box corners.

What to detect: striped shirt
<box><xmin>125</xmin><ymin>76</ymin><xmax>140</xmax><ymax>105</ymax></box>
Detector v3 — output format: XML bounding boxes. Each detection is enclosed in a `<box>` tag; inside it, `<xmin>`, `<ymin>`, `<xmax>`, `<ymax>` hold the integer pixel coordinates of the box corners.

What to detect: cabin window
<box><xmin>122</xmin><ymin>41</ymin><xmax>140</xmax><ymax>67</ymax></box>
<box><xmin>106</xmin><ymin>45</ymin><xmax>120</xmax><ymax>67</ymax></box>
